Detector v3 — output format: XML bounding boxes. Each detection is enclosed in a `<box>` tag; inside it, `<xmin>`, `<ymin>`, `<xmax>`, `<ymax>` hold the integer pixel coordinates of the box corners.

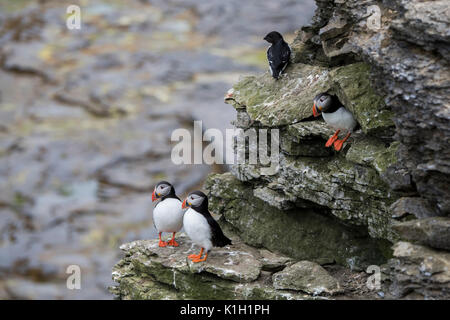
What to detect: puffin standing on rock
<box><xmin>151</xmin><ymin>181</ymin><xmax>184</xmax><ymax>247</ymax></box>
<box><xmin>313</xmin><ymin>93</ymin><xmax>357</xmax><ymax>151</ymax></box>
<box><xmin>264</xmin><ymin>31</ymin><xmax>291</xmax><ymax>80</ymax></box>
<box><xmin>181</xmin><ymin>191</ymin><xmax>232</xmax><ymax>263</ymax></box>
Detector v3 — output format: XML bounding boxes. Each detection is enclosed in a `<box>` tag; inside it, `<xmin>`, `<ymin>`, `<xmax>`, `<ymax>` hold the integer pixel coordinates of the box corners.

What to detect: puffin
<box><xmin>312</xmin><ymin>93</ymin><xmax>357</xmax><ymax>151</ymax></box>
<box><xmin>181</xmin><ymin>191</ymin><xmax>232</xmax><ymax>263</ymax></box>
<box><xmin>264</xmin><ymin>31</ymin><xmax>291</xmax><ymax>80</ymax></box>
<box><xmin>151</xmin><ymin>181</ymin><xmax>184</xmax><ymax>247</ymax></box>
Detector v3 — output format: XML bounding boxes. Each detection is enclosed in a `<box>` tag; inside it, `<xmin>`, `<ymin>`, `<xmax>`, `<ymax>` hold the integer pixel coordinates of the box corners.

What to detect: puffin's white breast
<box><xmin>153</xmin><ymin>198</ymin><xmax>184</xmax><ymax>233</ymax></box>
<box><xmin>183</xmin><ymin>208</ymin><xmax>213</xmax><ymax>251</ymax></box>
<box><xmin>322</xmin><ymin>107</ymin><xmax>357</xmax><ymax>132</ymax></box>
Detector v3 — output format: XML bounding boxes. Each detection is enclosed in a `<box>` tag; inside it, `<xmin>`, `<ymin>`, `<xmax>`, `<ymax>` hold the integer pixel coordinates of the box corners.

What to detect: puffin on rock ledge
<box><xmin>152</xmin><ymin>181</ymin><xmax>184</xmax><ymax>247</ymax></box>
<box><xmin>313</xmin><ymin>93</ymin><xmax>358</xmax><ymax>151</ymax></box>
<box><xmin>181</xmin><ymin>191</ymin><xmax>232</xmax><ymax>263</ymax></box>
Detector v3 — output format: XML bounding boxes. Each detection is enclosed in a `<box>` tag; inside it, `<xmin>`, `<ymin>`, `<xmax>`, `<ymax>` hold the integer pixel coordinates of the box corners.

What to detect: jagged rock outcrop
<box><xmin>110</xmin><ymin>234</ymin><xmax>383</xmax><ymax>299</ymax></box>
<box><xmin>206</xmin><ymin>172</ymin><xmax>389</xmax><ymax>270</ymax></box>
<box><xmin>207</xmin><ymin>0</ymin><xmax>450</xmax><ymax>299</ymax></box>
<box><xmin>110</xmin><ymin>234</ymin><xmax>339</xmax><ymax>299</ymax></box>
<box><xmin>387</xmin><ymin>242</ymin><xmax>450</xmax><ymax>299</ymax></box>
<box><xmin>111</xmin><ymin>0</ymin><xmax>449</xmax><ymax>299</ymax></box>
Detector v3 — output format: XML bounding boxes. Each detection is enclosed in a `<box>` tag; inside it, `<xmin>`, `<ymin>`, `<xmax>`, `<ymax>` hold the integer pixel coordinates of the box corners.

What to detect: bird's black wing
<box><xmin>199</xmin><ymin>210</ymin><xmax>232</xmax><ymax>247</ymax></box>
<box><xmin>280</xmin><ymin>41</ymin><xmax>291</xmax><ymax>66</ymax></box>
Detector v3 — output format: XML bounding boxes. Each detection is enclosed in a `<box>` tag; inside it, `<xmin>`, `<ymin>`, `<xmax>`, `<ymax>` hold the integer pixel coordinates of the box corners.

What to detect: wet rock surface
<box><xmin>0</xmin><ymin>0</ymin><xmax>316</xmax><ymax>299</ymax></box>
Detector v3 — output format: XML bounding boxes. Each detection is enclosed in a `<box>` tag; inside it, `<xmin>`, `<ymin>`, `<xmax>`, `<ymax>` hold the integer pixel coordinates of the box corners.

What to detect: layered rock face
<box><xmin>112</xmin><ymin>0</ymin><xmax>449</xmax><ymax>299</ymax></box>
<box><xmin>206</xmin><ymin>0</ymin><xmax>450</xmax><ymax>299</ymax></box>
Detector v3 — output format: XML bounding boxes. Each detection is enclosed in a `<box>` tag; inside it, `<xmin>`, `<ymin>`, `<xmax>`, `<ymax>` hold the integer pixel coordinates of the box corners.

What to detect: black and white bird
<box><xmin>313</xmin><ymin>93</ymin><xmax>358</xmax><ymax>151</ymax></box>
<box><xmin>264</xmin><ymin>31</ymin><xmax>291</xmax><ymax>80</ymax></box>
<box><xmin>181</xmin><ymin>191</ymin><xmax>232</xmax><ymax>263</ymax></box>
<box><xmin>151</xmin><ymin>181</ymin><xmax>184</xmax><ymax>247</ymax></box>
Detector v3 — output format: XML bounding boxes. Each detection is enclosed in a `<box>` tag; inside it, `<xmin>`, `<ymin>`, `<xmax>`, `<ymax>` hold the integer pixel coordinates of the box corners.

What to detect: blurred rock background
<box><xmin>0</xmin><ymin>0</ymin><xmax>316</xmax><ymax>299</ymax></box>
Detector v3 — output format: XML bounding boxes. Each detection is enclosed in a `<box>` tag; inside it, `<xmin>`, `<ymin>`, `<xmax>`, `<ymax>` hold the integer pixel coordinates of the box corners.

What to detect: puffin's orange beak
<box><xmin>181</xmin><ymin>199</ymin><xmax>189</xmax><ymax>209</ymax></box>
<box><xmin>152</xmin><ymin>190</ymin><xmax>157</xmax><ymax>202</ymax></box>
<box><xmin>313</xmin><ymin>103</ymin><xmax>320</xmax><ymax>117</ymax></box>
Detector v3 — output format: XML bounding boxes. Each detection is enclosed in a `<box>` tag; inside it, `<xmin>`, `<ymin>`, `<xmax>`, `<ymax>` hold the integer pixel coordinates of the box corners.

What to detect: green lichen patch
<box><xmin>228</xmin><ymin>64</ymin><xmax>331</xmax><ymax>127</ymax></box>
<box><xmin>329</xmin><ymin>63</ymin><xmax>394</xmax><ymax>135</ymax></box>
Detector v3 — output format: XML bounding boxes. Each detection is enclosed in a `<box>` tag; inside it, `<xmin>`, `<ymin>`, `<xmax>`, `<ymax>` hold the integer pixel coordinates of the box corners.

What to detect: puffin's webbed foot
<box><xmin>325</xmin><ymin>130</ymin><xmax>340</xmax><ymax>147</ymax></box>
<box><xmin>158</xmin><ymin>232</ymin><xmax>168</xmax><ymax>247</ymax></box>
<box><xmin>333</xmin><ymin>140</ymin><xmax>344</xmax><ymax>151</ymax></box>
<box><xmin>167</xmin><ymin>232</ymin><xmax>179</xmax><ymax>247</ymax></box>
<box><xmin>188</xmin><ymin>248</ymin><xmax>204</xmax><ymax>262</ymax></box>
<box><xmin>333</xmin><ymin>132</ymin><xmax>351</xmax><ymax>151</ymax></box>
<box><xmin>191</xmin><ymin>253</ymin><xmax>208</xmax><ymax>263</ymax></box>
<box><xmin>158</xmin><ymin>240</ymin><xmax>168</xmax><ymax>247</ymax></box>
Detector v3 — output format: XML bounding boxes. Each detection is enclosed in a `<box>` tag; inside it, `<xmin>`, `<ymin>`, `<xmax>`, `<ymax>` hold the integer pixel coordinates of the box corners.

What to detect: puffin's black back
<box><xmin>322</xmin><ymin>94</ymin><xmax>344</xmax><ymax>114</ymax></box>
<box><xmin>190</xmin><ymin>191</ymin><xmax>232</xmax><ymax>247</ymax></box>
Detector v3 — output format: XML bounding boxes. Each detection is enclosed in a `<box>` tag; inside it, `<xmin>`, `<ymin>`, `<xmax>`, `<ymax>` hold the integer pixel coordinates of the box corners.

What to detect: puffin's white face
<box><xmin>155</xmin><ymin>183</ymin><xmax>171</xmax><ymax>197</ymax></box>
<box><xmin>187</xmin><ymin>193</ymin><xmax>204</xmax><ymax>207</ymax></box>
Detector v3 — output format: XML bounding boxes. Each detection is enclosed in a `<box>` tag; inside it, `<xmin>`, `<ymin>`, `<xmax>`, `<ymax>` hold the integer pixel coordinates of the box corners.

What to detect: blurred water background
<box><xmin>0</xmin><ymin>0</ymin><xmax>315</xmax><ymax>299</ymax></box>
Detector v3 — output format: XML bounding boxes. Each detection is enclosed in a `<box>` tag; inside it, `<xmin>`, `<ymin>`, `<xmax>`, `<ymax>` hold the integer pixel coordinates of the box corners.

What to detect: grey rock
<box><xmin>319</xmin><ymin>14</ymin><xmax>349</xmax><ymax>41</ymax></box>
<box><xmin>206</xmin><ymin>173</ymin><xmax>390</xmax><ymax>270</ymax></box>
<box><xmin>390</xmin><ymin>197</ymin><xmax>438</xmax><ymax>219</ymax></box>
<box><xmin>111</xmin><ymin>235</ymin><xmax>313</xmax><ymax>300</ymax></box>
<box><xmin>392</xmin><ymin>217</ymin><xmax>450</xmax><ymax>250</ymax></box>
<box><xmin>273</xmin><ymin>261</ymin><xmax>343</xmax><ymax>295</ymax></box>
<box><xmin>388</xmin><ymin>241</ymin><xmax>450</xmax><ymax>299</ymax></box>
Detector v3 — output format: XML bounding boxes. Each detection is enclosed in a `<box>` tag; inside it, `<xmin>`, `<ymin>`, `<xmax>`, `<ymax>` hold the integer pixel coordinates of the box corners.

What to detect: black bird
<box><xmin>264</xmin><ymin>31</ymin><xmax>291</xmax><ymax>79</ymax></box>
<box><xmin>181</xmin><ymin>191</ymin><xmax>232</xmax><ymax>263</ymax></box>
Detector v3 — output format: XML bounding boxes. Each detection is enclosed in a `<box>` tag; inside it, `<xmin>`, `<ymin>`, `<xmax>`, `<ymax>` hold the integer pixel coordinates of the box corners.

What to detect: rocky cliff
<box><xmin>111</xmin><ymin>0</ymin><xmax>450</xmax><ymax>299</ymax></box>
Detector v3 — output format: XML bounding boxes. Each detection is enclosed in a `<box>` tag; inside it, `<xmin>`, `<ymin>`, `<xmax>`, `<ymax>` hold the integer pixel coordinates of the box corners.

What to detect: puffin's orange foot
<box><xmin>325</xmin><ymin>130</ymin><xmax>340</xmax><ymax>147</ymax></box>
<box><xmin>325</xmin><ymin>135</ymin><xmax>338</xmax><ymax>147</ymax></box>
<box><xmin>158</xmin><ymin>240</ymin><xmax>168</xmax><ymax>247</ymax></box>
<box><xmin>167</xmin><ymin>239</ymin><xmax>179</xmax><ymax>247</ymax></box>
<box><xmin>191</xmin><ymin>254</ymin><xmax>208</xmax><ymax>263</ymax></box>
<box><xmin>188</xmin><ymin>254</ymin><xmax>201</xmax><ymax>260</ymax></box>
<box><xmin>333</xmin><ymin>139</ymin><xmax>344</xmax><ymax>151</ymax></box>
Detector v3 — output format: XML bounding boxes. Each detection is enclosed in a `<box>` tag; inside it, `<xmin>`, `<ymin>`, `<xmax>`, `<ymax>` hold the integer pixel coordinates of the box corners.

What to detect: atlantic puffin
<box><xmin>264</xmin><ymin>31</ymin><xmax>291</xmax><ymax>80</ymax></box>
<box><xmin>312</xmin><ymin>93</ymin><xmax>357</xmax><ymax>151</ymax></box>
<box><xmin>151</xmin><ymin>181</ymin><xmax>184</xmax><ymax>247</ymax></box>
<box><xmin>181</xmin><ymin>191</ymin><xmax>232</xmax><ymax>263</ymax></box>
